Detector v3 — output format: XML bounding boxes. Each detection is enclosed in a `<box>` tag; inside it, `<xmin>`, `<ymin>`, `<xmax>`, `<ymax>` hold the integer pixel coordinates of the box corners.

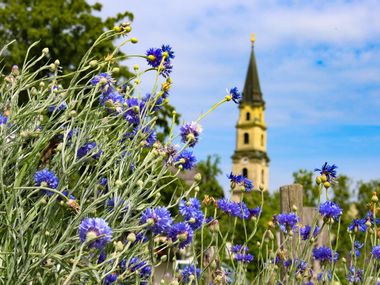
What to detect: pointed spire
<box><xmin>242</xmin><ymin>34</ymin><xmax>265</xmax><ymax>107</ymax></box>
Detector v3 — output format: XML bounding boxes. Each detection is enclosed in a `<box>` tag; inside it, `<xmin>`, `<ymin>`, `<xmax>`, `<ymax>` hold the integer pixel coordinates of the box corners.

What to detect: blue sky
<box><xmin>94</xmin><ymin>0</ymin><xmax>380</xmax><ymax>192</ymax></box>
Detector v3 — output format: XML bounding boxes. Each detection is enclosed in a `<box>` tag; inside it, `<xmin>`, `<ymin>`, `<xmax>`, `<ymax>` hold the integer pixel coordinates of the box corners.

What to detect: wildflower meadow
<box><xmin>1</xmin><ymin>21</ymin><xmax>380</xmax><ymax>285</ymax></box>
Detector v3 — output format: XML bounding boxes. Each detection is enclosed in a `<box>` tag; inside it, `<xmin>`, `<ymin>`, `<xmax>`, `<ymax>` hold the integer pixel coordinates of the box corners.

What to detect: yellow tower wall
<box><xmin>232</xmin><ymin>104</ymin><xmax>269</xmax><ymax>190</ymax></box>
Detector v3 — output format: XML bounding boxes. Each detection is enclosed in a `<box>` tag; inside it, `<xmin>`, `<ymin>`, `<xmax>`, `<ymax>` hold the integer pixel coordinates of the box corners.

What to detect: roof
<box><xmin>241</xmin><ymin>42</ymin><xmax>265</xmax><ymax>108</ymax></box>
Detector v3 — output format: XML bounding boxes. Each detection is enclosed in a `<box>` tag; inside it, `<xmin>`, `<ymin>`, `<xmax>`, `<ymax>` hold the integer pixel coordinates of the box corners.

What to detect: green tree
<box><xmin>196</xmin><ymin>154</ymin><xmax>224</xmax><ymax>200</ymax></box>
<box><xmin>0</xmin><ymin>0</ymin><xmax>180</xmax><ymax>135</ymax></box>
<box><xmin>357</xmin><ymin>179</ymin><xmax>380</xmax><ymax>214</ymax></box>
<box><xmin>0</xmin><ymin>0</ymin><xmax>133</xmax><ymax>77</ymax></box>
<box><xmin>331</xmin><ymin>175</ymin><xmax>351</xmax><ymax>212</ymax></box>
<box><xmin>293</xmin><ymin>169</ymin><xmax>319</xmax><ymax>206</ymax></box>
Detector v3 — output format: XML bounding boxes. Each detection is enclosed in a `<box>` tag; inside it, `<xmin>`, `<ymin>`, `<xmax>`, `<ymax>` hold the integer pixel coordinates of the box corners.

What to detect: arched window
<box><xmin>243</xmin><ymin>168</ymin><xmax>248</xmax><ymax>177</ymax></box>
<box><xmin>261</xmin><ymin>169</ymin><xmax>265</xmax><ymax>184</ymax></box>
<box><xmin>261</xmin><ymin>134</ymin><xmax>264</xmax><ymax>146</ymax></box>
<box><xmin>246</xmin><ymin>112</ymin><xmax>250</xmax><ymax>121</ymax></box>
<box><xmin>244</xmin><ymin>133</ymin><xmax>249</xmax><ymax>144</ymax></box>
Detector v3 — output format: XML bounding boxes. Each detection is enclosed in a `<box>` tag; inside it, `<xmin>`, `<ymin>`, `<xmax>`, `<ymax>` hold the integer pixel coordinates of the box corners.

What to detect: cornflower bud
<box><xmin>114</xmin><ymin>241</ymin><xmax>124</xmax><ymax>252</ymax></box>
<box><xmin>127</xmin><ymin>233</ymin><xmax>136</xmax><ymax>243</ymax></box>
<box><xmin>113</xmin><ymin>26</ymin><xmax>122</xmax><ymax>32</ymax></box>
<box><xmin>372</xmin><ymin>192</ymin><xmax>378</xmax><ymax>203</ymax></box>
<box><xmin>133</xmin><ymin>64</ymin><xmax>139</xmax><ymax>71</ymax></box>
<box><xmin>321</xmin><ymin>174</ymin><xmax>327</xmax><ymax>183</ymax></box>
<box><xmin>316</xmin><ymin>176</ymin><xmax>322</xmax><ymax>185</ymax></box>
<box><xmin>323</xmin><ymin>181</ymin><xmax>331</xmax><ymax>189</ymax></box>
<box><xmin>131</xmin><ymin>38</ymin><xmax>138</xmax><ymax>44</ymax></box>
<box><xmin>123</xmin><ymin>25</ymin><xmax>132</xmax><ymax>33</ymax></box>
<box><xmin>194</xmin><ymin>173</ymin><xmax>202</xmax><ymax>182</ymax></box>
<box><xmin>89</xmin><ymin>60</ymin><xmax>98</xmax><ymax>68</ymax></box>
<box><xmin>54</xmin><ymin>59</ymin><xmax>60</xmax><ymax>66</ymax></box>
<box><xmin>42</xmin><ymin>47</ymin><xmax>49</xmax><ymax>55</ymax></box>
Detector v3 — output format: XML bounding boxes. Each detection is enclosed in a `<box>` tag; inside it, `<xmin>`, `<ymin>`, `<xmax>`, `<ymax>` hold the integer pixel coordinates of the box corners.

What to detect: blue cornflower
<box><xmin>228</xmin><ymin>87</ymin><xmax>241</xmax><ymax>104</ymax></box>
<box><xmin>103</xmin><ymin>272</ymin><xmax>118</xmax><ymax>284</ymax></box>
<box><xmin>319</xmin><ymin>201</ymin><xmax>342</xmax><ymax>221</ymax></box>
<box><xmin>312</xmin><ymin>246</ymin><xmax>338</xmax><ymax>264</ymax></box>
<box><xmin>141</xmin><ymin>127</ymin><xmax>157</xmax><ymax>147</ymax></box>
<box><xmin>99</xmin><ymin>178</ymin><xmax>109</xmax><ymax>192</ymax></box>
<box><xmin>243</xmin><ymin>177</ymin><xmax>254</xmax><ymax>192</ymax></box>
<box><xmin>347</xmin><ymin>266</ymin><xmax>363</xmax><ymax>283</ymax></box>
<box><xmin>276</xmin><ymin>213</ymin><xmax>300</xmax><ymax>234</ymax></box>
<box><xmin>160</xmin><ymin>61</ymin><xmax>173</xmax><ymax>78</ymax></box>
<box><xmin>99</xmin><ymin>90</ymin><xmax>125</xmax><ymax>114</ymax></box>
<box><xmin>48</xmin><ymin>101</ymin><xmax>67</xmax><ymax>113</ymax></box>
<box><xmin>299</xmin><ymin>225</ymin><xmax>320</xmax><ymax>240</ymax></box>
<box><xmin>146</xmin><ymin>48</ymin><xmax>163</xmax><ymax>68</ymax></box>
<box><xmin>295</xmin><ymin>260</ymin><xmax>307</xmax><ymax>274</ymax></box>
<box><xmin>227</xmin><ymin>172</ymin><xmax>253</xmax><ymax>192</ymax></box>
<box><xmin>179</xmin><ymin>198</ymin><xmax>201</xmax><ymax>215</ymax></box>
<box><xmin>180</xmin><ymin>122</ymin><xmax>203</xmax><ymax>147</ymax></box>
<box><xmin>231</xmin><ymin>244</ymin><xmax>254</xmax><ymax>263</ymax></box>
<box><xmin>314</xmin><ymin>162</ymin><xmax>338</xmax><ymax>182</ymax></box>
<box><xmin>371</xmin><ymin>245</ymin><xmax>380</xmax><ymax>260</ymax></box>
<box><xmin>248</xmin><ymin>206</ymin><xmax>261</xmax><ymax>218</ymax></box>
<box><xmin>142</xmin><ymin>93</ymin><xmax>164</xmax><ymax>112</ymax></box>
<box><xmin>77</xmin><ymin>142</ymin><xmax>102</xmax><ymax>159</ymax></box>
<box><xmin>124</xmin><ymin>97</ymin><xmax>143</xmax><ymax>125</ymax></box>
<box><xmin>98</xmin><ymin>250</ymin><xmax>107</xmax><ymax>264</ymax></box>
<box><xmin>126</xmin><ymin>257</ymin><xmax>152</xmax><ymax>280</ymax></box>
<box><xmin>176</xmin><ymin>150</ymin><xmax>196</xmax><ymax>170</ymax></box>
<box><xmin>227</xmin><ymin>172</ymin><xmax>244</xmax><ymax>184</ymax></box>
<box><xmin>140</xmin><ymin>207</ymin><xmax>173</xmax><ymax>234</ymax></box>
<box><xmin>78</xmin><ymin>218</ymin><xmax>112</xmax><ymax>249</ymax></box>
<box><xmin>179</xmin><ymin>198</ymin><xmax>203</xmax><ymax>224</ymax></box>
<box><xmin>182</xmin><ymin>264</ymin><xmax>200</xmax><ymax>283</ymax></box>
<box><xmin>91</xmin><ymin>73</ymin><xmax>114</xmax><ymax>93</ymax></box>
<box><xmin>348</xmin><ymin>219</ymin><xmax>367</xmax><ymax>232</ymax></box>
<box><xmin>235</xmin><ymin>253</ymin><xmax>254</xmax><ymax>263</ymax></box>
<box><xmin>169</xmin><ymin>222</ymin><xmax>193</xmax><ymax>248</ymax></box>
<box><xmin>0</xmin><ymin>113</ymin><xmax>8</xmax><ymax>125</ymax></box>
<box><xmin>364</xmin><ymin>211</ymin><xmax>380</xmax><ymax>226</ymax></box>
<box><xmin>352</xmin><ymin>241</ymin><xmax>364</xmax><ymax>257</ymax></box>
<box><xmin>161</xmin><ymin>44</ymin><xmax>175</xmax><ymax>60</ymax></box>
<box><xmin>34</xmin><ymin>169</ymin><xmax>59</xmax><ymax>196</ymax></box>
<box><xmin>217</xmin><ymin>199</ymin><xmax>250</xmax><ymax>220</ymax></box>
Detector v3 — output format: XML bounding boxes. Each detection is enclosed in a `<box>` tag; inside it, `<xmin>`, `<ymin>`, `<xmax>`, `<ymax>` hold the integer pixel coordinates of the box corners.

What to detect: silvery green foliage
<box><xmin>0</xmin><ymin>29</ymin><xmax>194</xmax><ymax>284</ymax></box>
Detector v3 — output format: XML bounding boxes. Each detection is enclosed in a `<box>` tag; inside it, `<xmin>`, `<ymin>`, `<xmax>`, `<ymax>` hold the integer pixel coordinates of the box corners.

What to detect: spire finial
<box><xmin>250</xmin><ymin>33</ymin><xmax>256</xmax><ymax>45</ymax></box>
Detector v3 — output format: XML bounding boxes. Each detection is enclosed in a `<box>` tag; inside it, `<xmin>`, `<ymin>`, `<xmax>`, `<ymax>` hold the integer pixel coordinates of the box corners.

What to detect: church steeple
<box><xmin>242</xmin><ymin>34</ymin><xmax>265</xmax><ymax>108</ymax></box>
<box><xmin>231</xmin><ymin>35</ymin><xmax>269</xmax><ymax>193</ymax></box>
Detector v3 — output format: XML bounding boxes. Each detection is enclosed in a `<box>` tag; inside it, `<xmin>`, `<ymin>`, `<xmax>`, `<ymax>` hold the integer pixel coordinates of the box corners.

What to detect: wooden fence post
<box><xmin>280</xmin><ymin>184</ymin><xmax>304</xmax><ymax>218</ymax></box>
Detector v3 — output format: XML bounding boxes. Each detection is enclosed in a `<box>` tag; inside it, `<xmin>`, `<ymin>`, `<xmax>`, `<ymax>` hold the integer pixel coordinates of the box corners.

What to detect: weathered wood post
<box><xmin>279</xmin><ymin>184</ymin><xmax>304</xmax><ymax>217</ymax></box>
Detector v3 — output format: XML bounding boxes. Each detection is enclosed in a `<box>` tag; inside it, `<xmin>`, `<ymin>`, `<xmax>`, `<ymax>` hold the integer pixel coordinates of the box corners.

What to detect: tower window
<box><xmin>244</xmin><ymin>133</ymin><xmax>249</xmax><ymax>144</ymax></box>
<box><xmin>246</xmin><ymin>112</ymin><xmax>250</xmax><ymax>121</ymax></box>
<box><xmin>261</xmin><ymin>134</ymin><xmax>264</xmax><ymax>146</ymax></box>
<box><xmin>261</xmin><ymin>169</ymin><xmax>264</xmax><ymax>185</ymax></box>
<box><xmin>243</xmin><ymin>168</ymin><xmax>248</xmax><ymax>177</ymax></box>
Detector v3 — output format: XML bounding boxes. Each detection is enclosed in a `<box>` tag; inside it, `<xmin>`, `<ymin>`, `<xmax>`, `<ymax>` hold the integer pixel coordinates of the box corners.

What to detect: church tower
<box><xmin>232</xmin><ymin>35</ymin><xmax>270</xmax><ymax>190</ymax></box>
